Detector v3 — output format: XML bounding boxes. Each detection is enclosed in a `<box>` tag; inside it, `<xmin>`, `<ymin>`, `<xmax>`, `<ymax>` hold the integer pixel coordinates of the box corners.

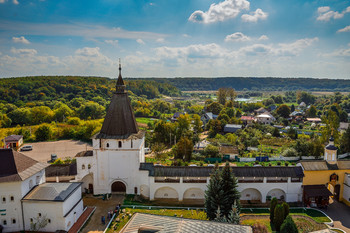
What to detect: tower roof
<box><xmin>95</xmin><ymin>62</ymin><xmax>139</xmax><ymax>139</ymax></box>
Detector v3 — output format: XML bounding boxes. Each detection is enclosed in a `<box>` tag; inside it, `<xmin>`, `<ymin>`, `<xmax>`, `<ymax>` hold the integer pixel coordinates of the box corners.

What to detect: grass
<box><xmin>241</xmin><ymin>208</ymin><xmax>331</xmax><ymax>223</ymax></box>
<box><xmin>135</xmin><ymin>117</ymin><xmax>156</xmax><ymax>125</ymax></box>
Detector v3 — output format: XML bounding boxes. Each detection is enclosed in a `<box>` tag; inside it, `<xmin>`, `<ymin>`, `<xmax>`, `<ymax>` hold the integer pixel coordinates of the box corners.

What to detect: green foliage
<box><xmin>203</xmin><ymin>144</ymin><xmax>220</xmax><ymax>158</ymax></box>
<box><xmin>205</xmin><ymin>165</ymin><xmax>224</xmax><ymax>220</ymax></box>
<box><xmin>270</xmin><ymin>197</ymin><xmax>278</xmax><ymax>222</ymax></box>
<box><xmin>297</xmin><ymin>91</ymin><xmax>316</xmax><ymax>105</ymax></box>
<box><xmin>221</xmin><ymin>162</ymin><xmax>240</xmax><ymax>218</ymax></box>
<box><xmin>77</xmin><ymin>101</ymin><xmax>105</xmax><ymax>120</ymax></box>
<box><xmin>282</xmin><ymin>202</ymin><xmax>290</xmax><ymax>219</ymax></box>
<box><xmin>306</xmin><ymin>105</ymin><xmax>317</xmax><ymax>117</ymax></box>
<box><xmin>276</xmin><ymin>104</ymin><xmax>291</xmax><ymax>118</ymax></box>
<box><xmin>281</xmin><ymin>148</ymin><xmax>298</xmax><ymax>157</ymax></box>
<box><xmin>340</xmin><ymin>126</ymin><xmax>350</xmax><ymax>153</ymax></box>
<box><xmin>173</xmin><ymin>137</ymin><xmax>193</xmax><ymax>161</ymax></box>
<box><xmin>206</xmin><ymin>102</ymin><xmax>223</xmax><ymax>115</ymax></box>
<box><xmin>273</xmin><ymin>204</ymin><xmax>285</xmax><ymax>231</ymax></box>
<box><xmin>280</xmin><ymin>215</ymin><xmax>298</xmax><ymax>233</ymax></box>
<box><xmin>35</xmin><ymin>124</ymin><xmax>52</xmax><ymax>141</ymax></box>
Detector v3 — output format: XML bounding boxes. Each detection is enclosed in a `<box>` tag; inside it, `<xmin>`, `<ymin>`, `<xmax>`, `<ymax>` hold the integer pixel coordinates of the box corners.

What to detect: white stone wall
<box><xmin>22</xmin><ymin>186</ymin><xmax>83</xmax><ymax>232</ymax></box>
<box><xmin>343</xmin><ymin>173</ymin><xmax>350</xmax><ymax>204</ymax></box>
<box><xmin>146</xmin><ymin>176</ymin><xmax>303</xmax><ymax>203</ymax></box>
<box><xmin>0</xmin><ymin>170</ymin><xmax>45</xmax><ymax>233</ymax></box>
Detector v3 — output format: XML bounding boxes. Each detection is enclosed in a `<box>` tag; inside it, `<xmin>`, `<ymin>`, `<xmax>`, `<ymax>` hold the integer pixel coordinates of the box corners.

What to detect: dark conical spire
<box><xmin>116</xmin><ymin>59</ymin><xmax>126</xmax><ymax>93</ymax></box>
<box><xmin>96</xmin><ymin>60</ymin><xmax>139</xmax><ymax>139</ymax></box>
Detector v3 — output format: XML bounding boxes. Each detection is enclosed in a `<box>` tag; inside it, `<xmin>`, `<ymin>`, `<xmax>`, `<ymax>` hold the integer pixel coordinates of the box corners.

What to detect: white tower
<box><xmin>324</xmin><ymin>133</ymin><xmax>337</xmax><ymax>164</ymax></box>
<box><xmin>92</xmin><ymin>61</ymin><xmax>145</xmax><ymax>195</ymax></box>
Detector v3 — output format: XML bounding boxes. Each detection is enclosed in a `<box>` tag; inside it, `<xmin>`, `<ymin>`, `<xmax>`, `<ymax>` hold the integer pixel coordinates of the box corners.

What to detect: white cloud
<box><xmin>337</xmin><ymin>25</ymin><xmax>350</xmax><ymax>33</ymax></box>
<box><xmin>10</xmin><ymin>47</ymin><xmax>37</xmax><ymax>56</ymax></box>
<box><xmin>323</xmin><ymin>48</ymin><xmax>350</xmax><ymax>57</ymax></box>
<box><xmin>156</xmin><ymin>38</ymin><xmax>165</xmax><ymax>43</ymax></box>
<box><xmin>0</xmin><ymin>0</ymin><xmax>6</xmax><ymax>3</ymax></box>
<box><xmin>0</xmin><ymin>21</ymin><xmax>168</xmax><ymax>40</ymax></box>
<box><xmin>258</xmin><ymin>35</ymin><xmax>269</xmax><ymax>40</ymax></box>
<box><xmin>225</xmin><ymin>32</ymin><xmax>251</xmax><ymax>42</ymax></box>
<box><xmin>105</xmin><ymin>39</ymin><xmax>119</xmax><ymax>46</ymax></box>
<box><xmin>182</xmin><ymin>34</ymin><xmax>190</xmax><ymax>38</ymax></box>
<box><xmin>136</xmin><ymin>39</ymin><xmax>145</xmax><ymax>44</ymax></box>
<box><xmin>75</xmin><ymin>47</ymin><xmax>102</xmax><ymax>57</ymax></box>
<box><xmin>12</xmin><ymin>36</ymin><xmax>30</xmax><ymax>44</ymax></box>
<box><xmin>13</xmin><ymin>0</ymin><xmax>18</xmax><ymax>4</ymax></box>
<box><xmin>241</xmin><ymin>8</ymin><xmax>268</xmax><ymax>22</ymax></box>
<box><xmin>188</xmin><ymin>0</ymin><xmax>250</xmax><ymax>23</ymax></box>
<box><xmin>316</xmin><ymin>6</ymin><xmax>350</xmax><ymax>21</ymax></box>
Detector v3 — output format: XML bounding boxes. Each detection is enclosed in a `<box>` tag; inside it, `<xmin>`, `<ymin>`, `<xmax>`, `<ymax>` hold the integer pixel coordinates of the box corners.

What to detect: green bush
<box><xmin>273</xmin><ymin>204</ymin><xmax>285</xmax><ymax>232</ymax></box>
<box><xmin>280</xmin><ymin>215</ymin><xmax>298</xmax><ymax>233</ymax></box>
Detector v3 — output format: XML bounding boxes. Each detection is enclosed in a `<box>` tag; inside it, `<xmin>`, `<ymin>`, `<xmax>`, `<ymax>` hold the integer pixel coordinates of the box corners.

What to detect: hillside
<box><xmin>0</xmin><ymin>76</ymin><xmax>180</xmax><ymax>104</ymax></box>
<box><xmin>133</xmin><ymin>77</ymin><xmax>350</xmax><ymax>91</ymax></box>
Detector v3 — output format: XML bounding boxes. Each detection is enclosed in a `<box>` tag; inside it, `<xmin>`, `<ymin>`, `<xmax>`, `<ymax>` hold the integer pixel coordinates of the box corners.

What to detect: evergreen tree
<box><xmin>273</xmin><ymin>204</ymin><xmax>285</xmax><ymax>232</ymax></box>
<box><xmin>280</xmin><ymin>215</ymin><xmax>298</xmax><ymax>233</ymax></box>
<box><xmin>221</xmin><ymin>162</ymin><xmax>241</xmax><ymax>217</ymax></box>
<box><xmin>227</xmin><ymin>200</ymin><xmax>240</xmax><ymax>224</ymax></box>
<box><xmin>282</xmin><ymin>202</ymin><xmax>290</xmax><ymax>220</ymax></box>
<box><xmin>205</xmin><ymin>164</ymin><xmax>225</xmax><ymax>220</ymax></box>
<box><xmin>270</xmin><ymin>197</ymin><xmax>278</xmax><ymax>222</ymax></box>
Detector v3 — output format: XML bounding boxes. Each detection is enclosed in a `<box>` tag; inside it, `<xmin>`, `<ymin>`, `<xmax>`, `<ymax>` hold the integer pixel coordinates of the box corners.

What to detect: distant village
<box><xmin>1</xmin><ymin>70</ymin><xmax>350</xmax><ymax>233</ymax></box>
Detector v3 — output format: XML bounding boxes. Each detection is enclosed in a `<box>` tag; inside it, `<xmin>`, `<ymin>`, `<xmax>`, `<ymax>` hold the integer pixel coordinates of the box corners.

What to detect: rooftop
<box><xmin>120</xmin><ymin>213</ymin><xmax>252</xmax><ymax>233</ymax></box>
<box><xmin>140</xmin><ymin>163</ymin><xmax>304</xmax><ymax>178</ymax></box>
<box><xmin>0</xmin><ymin>149</ymin><xmax>48</xmax><ymax>183</ymax></box>
<box><xmin>301</xmin><ymin>160</ymin><xmax>350</xmax><ymax>171</ymax></box>
<box><xmin>4</xmin><ymin>134</ymin><xmax>23</xmax><ymax>142</ymax></box>
<box><xmin>23</xmin><ymin>182</ymin><xmax>82</xmax><ymax>202</ymax></box>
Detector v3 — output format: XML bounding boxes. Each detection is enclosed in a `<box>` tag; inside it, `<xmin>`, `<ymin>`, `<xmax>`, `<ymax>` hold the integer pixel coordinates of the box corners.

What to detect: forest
<box><xmin>136</xmin><ymin>77</ymin><xmax>350</xmax><ymax>91</ymax></box>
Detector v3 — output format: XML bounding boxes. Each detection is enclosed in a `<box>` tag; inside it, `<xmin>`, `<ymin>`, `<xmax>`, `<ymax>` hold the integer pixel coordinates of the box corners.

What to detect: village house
<box><xmin>240</xmin><ymin>116</ymin><xmax>255</xmax><ymax>125</ymax></box>
<box><xmin>255</xmin><ymin>112</ymin><xmax>276</xmax><ymax>125</ymax></box>
<box><xmin>3</xmin><ymin>135</ymin><xmax>23</xmax><ymax>149</ymax></box>
<box><xmin>200</xmin><ymin>112</ymin><xmax>218</xmax><ymax>126</ymax></box>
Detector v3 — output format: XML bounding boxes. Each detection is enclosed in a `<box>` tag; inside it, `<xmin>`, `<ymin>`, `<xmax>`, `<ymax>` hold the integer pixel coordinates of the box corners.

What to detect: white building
<box><xmin>256</xmin><ymin>112</ymin><xmax>276</xmax><ymax>125</ymax></box>
<box><xmin>75</xmin><ymin>64</ymin><xmax>304</xmax><ymax>205</ymax></box>
<box><xmin>0</xmin><ymin>149</ymin><xmax>83</xmax><ymax>232</ymax></box>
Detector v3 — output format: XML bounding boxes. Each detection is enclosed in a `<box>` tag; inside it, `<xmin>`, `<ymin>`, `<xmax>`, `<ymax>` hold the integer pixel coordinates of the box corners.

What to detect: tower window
<box><xmin>82</xmin><ymin>164</ymin><xmax>85</xmax><ymax>170</ymax></box>
<box><xmin>12</xmin><ymin>218</ymin><xmax>16</xmax><ymax>224</ymax></box>
<box><xmin>88</xmin><ymin>164</ymin><xmax>91</xmax><ymax>169</ymax></box>
<box><xmin>2</xmin><ymin>197</ymin><xmax>6</xmax><ymax>203</ymax></box>
<box><xmin>131</xmin><ymin>140</ymin><xmax>133</xmax><ymax>148</ymax></box>
<box><xmin>10</xmin><ymin>196</ymin><xmax>14</xmax><ymax>201</ymax></box>
<box><xmin>106</xmin><ymin>143</ymin><xmax>109</xmax><ymax>148</ymax></box>
<box><xmin>3</xmin><ymin>220</ymin><xmax>7</xmax><ymax>225</ymax></box>
<box><xmin>48</xmin><ymin>219</ymin><xmax>51</xmax><ymax>223</ymax></box>
<box><xmin>38</xmin><ymin>213</ymin><xmax>41</xmax><ymax>217</ymax></box>
<box><xmin>118</xmin><ymin>141</ymin><xmax>122</xmax><ymax>148</ymax></box>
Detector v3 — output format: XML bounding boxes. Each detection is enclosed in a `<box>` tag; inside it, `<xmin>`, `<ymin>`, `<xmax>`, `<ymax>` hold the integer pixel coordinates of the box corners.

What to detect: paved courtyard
<box><xmin>325</xmin><ymin>199</ymin><xmax>350</xmax><ymax>232</ymax></box>
<box><xmin>20</xmin><ymin>140</ymin><xmax>92</xmax><ymax>162</ymax></box>
<box><xmin>80</xmin><ymin>195</ymin><xmax>125</xmax><ymax>233</ymax></box>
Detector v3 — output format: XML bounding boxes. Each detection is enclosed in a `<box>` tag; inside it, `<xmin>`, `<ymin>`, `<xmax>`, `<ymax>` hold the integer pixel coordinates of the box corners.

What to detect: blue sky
<box><xmin>0</xmin><ymin>0</ymin><xmax>349</xmax><ymax>79</ymax></box>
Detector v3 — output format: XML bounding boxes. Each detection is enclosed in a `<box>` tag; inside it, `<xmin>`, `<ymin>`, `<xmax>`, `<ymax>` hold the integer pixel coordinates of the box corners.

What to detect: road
<box><xmin>326</xmin><ymin>200</ymin><xmax>350</xmax><ymax>232</ymax></box>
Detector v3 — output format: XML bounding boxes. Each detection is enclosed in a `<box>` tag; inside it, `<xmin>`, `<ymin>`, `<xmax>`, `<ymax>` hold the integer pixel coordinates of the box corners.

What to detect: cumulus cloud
<box><xmin>258</xmin><ymin>35</ymin><xmax>269</xmax><ymax>40</ymax></box>
<box><xmin>75</xmin><ymin>47</ymin><xmax>101</xmax><ymax>57</ymax></box>
<box><xmin>12</xmin><ymin>36</ymin><xmax>30</xmax><ymax>44</ymax></box>
<box><xmin>156</xmin><ymin>38</ymin><xmax>165</xmax><ymax>43</ymax></box>
<box><xmin>225</xmin><ymin>32</ymin><xmax>251</xmax><ymax>42</ymax></box>
<box><xmin>241</xmin><ymin>8</ymin><xmax>268</xmax><ymax>22</ymax></box>
<box><xmin>136</xmin><ymin>39</ymin><xmax>145</xmax><ymax>44</ymax></box>
<box><xmin>188</xmin><ymin>0</ymin><xmax>250</xmax><ymax>23</ymax></box>
<box><xmin>105</xmin><ymin>39</ymin><xmax>118</xmax><ymax>46</ymax></box>
<box><xmin>337</xmin><ymin>25</ymin><xmax>350</xmax><ymax>33</ymax></box>
<box><xmin>10</xmin><ymin>47</ymin><xmax>37</xmax><ymax>56</ymax></box>
<box><xmin>316</xmin><ymin>6</ymin><xmax>350</xmax><ymax>21</ymax></box>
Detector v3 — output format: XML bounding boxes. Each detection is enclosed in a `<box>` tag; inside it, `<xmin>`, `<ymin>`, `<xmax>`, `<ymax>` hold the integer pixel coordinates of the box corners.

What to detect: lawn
<box><xmin>135</xmin><ymin>117</ymin><xmax>156</xmax><ymax>125</ymax></box>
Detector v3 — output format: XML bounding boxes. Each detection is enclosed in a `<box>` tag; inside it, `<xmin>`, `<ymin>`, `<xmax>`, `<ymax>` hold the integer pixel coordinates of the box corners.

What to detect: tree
<box><xmin>273</xmin><ymin>204</ymin><xmax>285</xmax><ymax>232</ymax></box>
<box><xmin>30</xmin><ymin>215</ymin><xmax>49</xmax><ymax>232</ymax></box>
<box><xmin>203</xmin><ymin>144</ymin><xmax>220</xmax><ymax>158</ymax></box>
<box><xmin>321</xmin><ymin>110</ymin><xmax>340</xmax><ymax>143</ymax></box>
<box><xmin>192</xmin><ymin>114</ymin><xmax>203</xmax><ymax>133</ymax></box>
<box><xmin>340</xmin><ymin>127</ymin><xmax>350</xmax><ymax>153</ymax></box>
<box><xmin>306</xmin><ymin>105</ymin><xmax>317</xmax><ymax>117</ymax></box>
<box><xmin>177</xmin><ymin>114</ymin><xmax>191</xmax><ymax>136</ymax></box>
<box><xmin>276</xmin><ymin>104</ymin><xmax>291</xmax><ymax>118</ymax></box>
<box><xmin>35</xmin><ymin>124</ymin><xmax>52</xmax><ymax>141</ymax></box>
<box><xmin>54</xmin><ymin>102</ymin><xmax>74</xmax><ymax>122</ymax></box>
<box><xmin>151</xmin><ymin>143</ymin><xmax>167</xmax><ymax>160</ymax></box>
<box><xmin>290</xmin><ymin>104</ymin><xmax>295</xmax><ymax>112</ymax></box>
<box><xmin>280</xmin><ymin>215</ymin><xmax>298</xmax><ymax>233</ymax></box>
<box><xmin>221</xmin><ymin>162</ymin><xmax>240</xmax><ymax>218</ymax></box>
<box><xmin>282</xmin><ymin>148</ymin><xmax>298</xmax><ymax>157</ymax></box>
<box><xmin>206</xmin><ymin>102</ymin><xmax>223</xmax><ymax>115</ymax></box>
<box><xmin>31</xmin><ymin>106</ymin><xmax>54</xmax><ymax>125</ymax></box>
<box><xmin>296</xmin><ymin>91</ymin><xmax>315</xmax><ymax>105</ymax></box>
<box><xmin>78</xmin><ymin>101</ymin><xmax>105</xmax><ymax>120</ymax></box>
<box><xmin>270</xmin><ymin>197</ymin><xmax>278</xmax><ymax>222</ymax></box>
<box><xmin>205</xmin><ymin>164</ymin><xmax>224</xmax><ymax>220</ymax></box>
<box><xmin>282</xmin><ymin>202</ymin><xmax>290</xmax><ymax>219</ymax></box>
<box><xmin>173</xmin><ymin>136</ymin><xmax>193</xmax><ymax>161</ymax></box>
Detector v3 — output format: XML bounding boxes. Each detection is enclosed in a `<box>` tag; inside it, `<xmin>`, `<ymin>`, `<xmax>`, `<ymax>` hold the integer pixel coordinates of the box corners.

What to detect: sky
<box><xmin>0</xmin><ymin>0</ymin><xmax>349</xmax><ymax>79</ymax></box>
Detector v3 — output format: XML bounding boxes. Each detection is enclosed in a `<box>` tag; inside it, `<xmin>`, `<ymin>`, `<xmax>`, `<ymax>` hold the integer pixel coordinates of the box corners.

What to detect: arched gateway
<box><xmin>111</xmin><ymin>181</ymin><xmax>126</xmax><ymax>193</ymax></box>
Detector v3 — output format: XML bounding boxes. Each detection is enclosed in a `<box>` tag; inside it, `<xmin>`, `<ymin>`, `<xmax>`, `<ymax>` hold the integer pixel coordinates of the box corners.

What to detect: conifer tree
<box><xmin>282</xmin><ymin>202</ymin><xmax>290</xmax><ymax>220</ymax></box>
<box><xmin>205</xmin><ymin>164</ymin><xmax>225</xmax><ymax>220</ymax></box>
<box><xmin>270</xmin><ymin>197</ymin><xmax>278</xmax><ymax>222</ymax></box>
<box><xmin>274</xmin><ymin>204</ymin><xmax>285</xmax><ymax>232</ymax></box>
<box><xmin>221</xmin><ymin>162</ymin><xmax>241</xmax><ymax>217</ymax></box>
<box><xmin>280</xmin><ymin>215</ymin><xmax>298</xmax><ymax>233</ymax></box>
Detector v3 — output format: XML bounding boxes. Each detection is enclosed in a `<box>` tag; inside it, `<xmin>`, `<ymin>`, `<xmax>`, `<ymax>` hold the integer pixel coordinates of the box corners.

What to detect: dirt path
<box><xmin>80</xmin><ymin>195</ymin><xmax>125</xmax><ymax>233</ymax></box>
